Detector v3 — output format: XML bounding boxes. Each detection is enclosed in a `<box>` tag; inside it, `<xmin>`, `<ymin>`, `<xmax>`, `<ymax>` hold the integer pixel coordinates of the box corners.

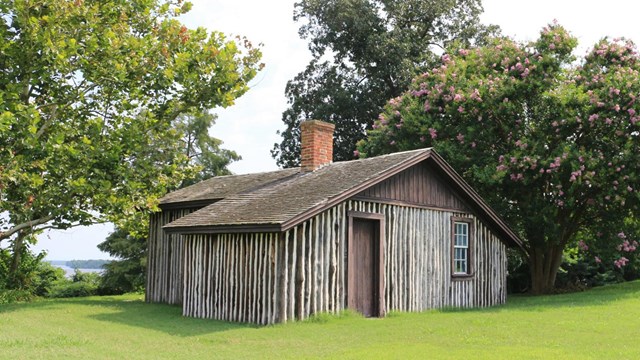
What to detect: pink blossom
<box><xmin>458</xmin><ymin>106</ymin><xmax>464</xmax><ymax>113</ymax></box>
<box><xmin>496</xmin><ymin>164</ymin><xmax>508</xmax><ymax>172</ymax></box>
<box><xmin>454</xmin><ymin>93</ymin><xmax>463</xmax><ymax>102</ymax></box>
<box><xmin>428</xmin><ymin>128</ymin><xmax>437</xmax><ymax>139</ymax></box>
<box><xmin>456</xmin><ymin>133</ymin><xmax>465</xmax><ymax>143</ymax></box>
<box><xmin>353</xmin><ymin>150</ymin><xmax>360</xmax><ymax>157</ymax></box>
<box><xmin>470</xmin><ymin>89</ymin><xmax>482</xmax><ymax>101</ymax></box>
<box><xmin>420</xmin><ymin>136</ymin><xmax>426</xmax><ymax>142</ymax></box>
<box><xmin>618</xmin><ymin>232</ymin><xmax>627</xmax><ymax>239</ymax></box>
<box><xmin>578</xmin><ymin>240</ymin><xmax>589</xmax><ymax>251</ymax></box>
<box><xmin>395</xmin><ymin>123</ymin><xmax>403</xmax><ymax>129</ymax></box>
<box><xmin>627</xmin><ymin>186</ymin><xmax>633</xmax><ymax>192</ymax></box>
<box><xmin>471</xmin><ymin>142</ymin><xmax>476</xmax><ymax>148</ymax></box>
<box><xmin>628</xmin><ymin>108</ymin><xmax>636</xmax><ymax>116</ymax></box>
<box><xmin>588</xmin><ymin>114</ymin><xmax>599</xmax><ymax>122</ymax></box>
<box><xmin>389</xmin><ymin>140</ymin><xmax>396</xmax><ymax>146</ymax></box>
<box><xmin>614</xmin><ymin>104</ymin><xmax>620</xmax><ymax>112</ymax></box>
<box><xmin>618</xmin><ymin>240</ymin><xmax>638</xmax><ymax>252</ymax></box>
<box><xmin>595</xmin><ymin>256</ymin><xmax>602</xmax><ymax>264</ymax></box>
<box><xmin>614</xmin><ymin>257</ymin><xmax>629</xmax><ymax>268</ymax></box>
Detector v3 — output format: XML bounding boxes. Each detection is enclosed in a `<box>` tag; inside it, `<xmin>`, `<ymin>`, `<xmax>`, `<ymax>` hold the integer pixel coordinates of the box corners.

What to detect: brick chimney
<box><xmin>300</xmin><ymin>120</ymin><xmax>335</xmax><ymax>172</ymax></box>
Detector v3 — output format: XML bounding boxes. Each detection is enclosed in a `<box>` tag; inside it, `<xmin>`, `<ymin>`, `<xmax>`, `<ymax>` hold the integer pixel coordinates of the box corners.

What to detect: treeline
<box><xmin>66</xmin><ymin>260</ymin><xmax>110</xmax><ymax>270</ymax></box>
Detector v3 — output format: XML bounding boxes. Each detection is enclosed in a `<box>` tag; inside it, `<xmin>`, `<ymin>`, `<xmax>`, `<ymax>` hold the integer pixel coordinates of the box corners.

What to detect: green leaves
<box><xmin>0</xmin><ymin>0</ymin><xmax>262</xmax><ymax>241</ymax></box>
<box><xmin>273</xmin><ymin>0</ymin><xmax>498</xmax><ymax>167</ymax></box>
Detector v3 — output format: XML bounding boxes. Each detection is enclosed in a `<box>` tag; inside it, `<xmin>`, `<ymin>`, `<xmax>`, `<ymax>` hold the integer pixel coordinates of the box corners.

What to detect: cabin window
<box><xmin>452</xmin><ymin>219</ymin><xmax>471</xmax><ymax>276</ymax></box>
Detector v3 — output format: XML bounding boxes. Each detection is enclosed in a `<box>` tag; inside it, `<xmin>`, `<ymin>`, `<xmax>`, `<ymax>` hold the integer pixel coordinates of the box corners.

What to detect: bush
<box><xmin>506</xmin><ymin>249</ymin><xmax>530</xmax><ymax>294</ymax></box>
<box><xmin>47</xmin><ymin>269</ymin><xmax>101</xmax><ymax>298</ymax></box>
<box><xmin>0</xmin><ymin>288</ymin><xmax>34</xmax><ymax>304</ymax></box>
<box><xmin>0</xmin><ymin>248</ymin><xmax>66</xmax><ymax>302</ymax></box>
<box><xmin>47</xmin><ymin>281</ymin><xmax>98</xmax><ymax>298</ymax></box>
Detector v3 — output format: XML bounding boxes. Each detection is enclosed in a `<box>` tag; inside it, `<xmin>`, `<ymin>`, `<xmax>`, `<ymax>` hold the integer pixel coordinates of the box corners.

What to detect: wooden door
<box><xmin>348</xmin><ymin>218</ymin><xmax>380</xmax><ymax>317</ymax></box>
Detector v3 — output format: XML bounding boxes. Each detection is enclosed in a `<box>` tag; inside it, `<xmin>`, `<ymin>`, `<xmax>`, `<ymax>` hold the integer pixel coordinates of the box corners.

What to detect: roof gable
<box><xmin>162</xmin><ymin>148</ymin><xmax>523</xmax><ymax>249</ymax></box>
<box><xmin>356</xmin><ymin>162</ymin><xmax>470</xmax><ymax>211</ymax></box>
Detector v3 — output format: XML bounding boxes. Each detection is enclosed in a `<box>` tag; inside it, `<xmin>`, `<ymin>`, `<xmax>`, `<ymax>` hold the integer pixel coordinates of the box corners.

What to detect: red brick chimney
<box><xmin>300</xmin><ymin>120</ymin><xmax>335</xmax><ymax>172</ymax></box>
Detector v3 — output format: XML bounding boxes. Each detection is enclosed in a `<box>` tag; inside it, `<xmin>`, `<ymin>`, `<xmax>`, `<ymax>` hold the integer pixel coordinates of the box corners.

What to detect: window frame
<box><xmin>451</xmin><ymin>217</ymin><xmax>473</xmax><ymax>278</ymax></box>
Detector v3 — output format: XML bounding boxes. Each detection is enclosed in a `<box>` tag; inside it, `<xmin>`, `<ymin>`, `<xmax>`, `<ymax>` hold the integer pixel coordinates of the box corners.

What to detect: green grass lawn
<box><xmin>2</xmin><ymin>281</ymin><xmax>640</xmax><ymax>359</ymax></box>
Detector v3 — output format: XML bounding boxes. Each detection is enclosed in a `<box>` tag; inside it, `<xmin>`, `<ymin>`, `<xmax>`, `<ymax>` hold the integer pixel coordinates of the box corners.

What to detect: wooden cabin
<box><xmin>146</xmin><ymin>120</ymin><xmax>522</xmax><ymax>324</ymax></box>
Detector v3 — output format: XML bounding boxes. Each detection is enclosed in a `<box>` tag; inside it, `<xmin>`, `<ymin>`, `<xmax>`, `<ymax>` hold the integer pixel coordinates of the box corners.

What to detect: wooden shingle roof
<box><xmin>158</xmin><ymin>168</ymin><xmax>300</xmax><ymax>209</ymax></box>
<box><xmin>163</xmin><ymin>148</ymin><xmax>523</xmax><ymax>248</ymax></box>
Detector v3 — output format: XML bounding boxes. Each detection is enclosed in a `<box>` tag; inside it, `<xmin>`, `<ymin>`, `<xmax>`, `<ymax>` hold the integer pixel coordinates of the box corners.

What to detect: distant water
<box><xmin>52</xmin><ymin>264</ymin><xmax>104</xmax><ymax>278</ymax></box>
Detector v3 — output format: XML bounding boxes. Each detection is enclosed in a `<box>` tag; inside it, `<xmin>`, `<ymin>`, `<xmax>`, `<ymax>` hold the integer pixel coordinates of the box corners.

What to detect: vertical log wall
<box><xmin>146</xmin><ymin>208</ymin><xmax>198</xmax><ymax>304</ymax></box>
<box><xmin>181</xmin><ymin>200</ymin><xmax>507</xmax><ymax>324</ymax></box>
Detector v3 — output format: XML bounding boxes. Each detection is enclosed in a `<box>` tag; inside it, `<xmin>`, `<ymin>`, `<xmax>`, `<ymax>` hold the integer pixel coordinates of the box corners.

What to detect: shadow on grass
<box><xmin>81</xmin><ymin>297</ymin><xmax>257</xmax><ymax>336</ymax></box>
<box><xmin>439</xmin><ymin>280</ymin><xmax>640</xmax><ymax>315</ymax></box>
<box><xmin>1</xmin><ymin>295</ymin><xmax>256</xmax><ymax>336</ymax></box>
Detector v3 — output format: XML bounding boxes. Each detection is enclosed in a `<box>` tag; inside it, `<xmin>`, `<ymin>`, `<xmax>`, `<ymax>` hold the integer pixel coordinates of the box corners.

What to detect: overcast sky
<box><xmin>33</xmin><ymin>0</ymin><xmax>640</xmax><ymax>260</ymax></box>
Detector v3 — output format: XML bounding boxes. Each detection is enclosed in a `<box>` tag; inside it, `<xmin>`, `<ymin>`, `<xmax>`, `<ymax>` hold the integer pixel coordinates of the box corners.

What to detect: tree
<box><xmin>174</xmin><ymin>112</ymin><xmax>240</xmax><ymax>186</ymax></box>
<box><xmin>98</xmin><ymin>112</ymin><xmax>240</xmax><ymax>293</ymax></box>
<box><xmin>358</xmin><ymin>24</ymin><xmax>640</xmax><ymax>294</ymax></box>
<box><xmin>272</xmin><ymin>0</ymin><xmax>499</xmax><ymax>167</ymax></box>
<box><xmin>97</xmin><ymin>228</ymin><xmax>145</xmax><ymax>294</ymax></box>
<box><xmin>0</xmin><ymin>0</ymin><xmax>262</xmax><ymax>288</ymax></box>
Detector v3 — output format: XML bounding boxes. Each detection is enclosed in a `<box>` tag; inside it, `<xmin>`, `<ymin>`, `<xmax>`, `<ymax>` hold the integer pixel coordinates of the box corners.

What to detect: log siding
<box><xmin>146</xmin><ymin>208</ymin><xmax>199</xmax><ymax>304</ymax></box>
<box><xmin>181</xmin><ymin>199</ymin><xmax>507</xmax><ymax>324</ymax></box>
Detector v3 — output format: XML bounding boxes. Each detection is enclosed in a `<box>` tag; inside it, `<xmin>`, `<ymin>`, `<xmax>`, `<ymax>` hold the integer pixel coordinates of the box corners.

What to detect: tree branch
<box><xmin>0</xmin><ymin>215</ymin><xmax>55</xmax><ymax>241</ymax></box>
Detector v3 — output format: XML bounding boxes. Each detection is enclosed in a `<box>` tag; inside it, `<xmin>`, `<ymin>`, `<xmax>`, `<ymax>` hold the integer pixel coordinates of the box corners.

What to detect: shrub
<box><xmin>47</xmin><ymin>269</ymin><xmax>101</xmax><ymax>298</ymax></box>
<box><xmin>0</xmin><ymin>288</ymin><xmax>34</xmax><ymax>304</ymax></box>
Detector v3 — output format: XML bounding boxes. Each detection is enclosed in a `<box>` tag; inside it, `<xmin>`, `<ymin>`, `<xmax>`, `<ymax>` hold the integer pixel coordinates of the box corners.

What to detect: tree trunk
<box><xmin>9</xmin><ymin>231</ymin><xmax>27</xmax><ymax>289</ymax></box>
<box><xmin>529</xmin><ymin>244</ymin><xmax>564</xmax><ymax>294</ymax></box>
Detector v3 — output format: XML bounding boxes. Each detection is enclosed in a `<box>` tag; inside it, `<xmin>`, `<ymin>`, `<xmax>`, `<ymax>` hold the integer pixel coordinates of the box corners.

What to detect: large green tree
<box><xmin>272</xmin><ymin>0</ymin><xmax>498</xmax><ymax>167</ymax></box>
<box><xmin>358</xmin><ymin>24</ymin><xmax>640</xmax><ymax>294</ymax></box>
<box><xmin>0</xmin><ymin>0</ymin><xmax>262</xmax><ymax>287</ymax></box>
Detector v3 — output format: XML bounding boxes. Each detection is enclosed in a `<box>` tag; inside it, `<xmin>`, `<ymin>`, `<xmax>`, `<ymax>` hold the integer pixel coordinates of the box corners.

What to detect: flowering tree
<box><xmin>358</xmin><ymin>24</ymin><xmax>640</xmax><ymax>294</ymax></box>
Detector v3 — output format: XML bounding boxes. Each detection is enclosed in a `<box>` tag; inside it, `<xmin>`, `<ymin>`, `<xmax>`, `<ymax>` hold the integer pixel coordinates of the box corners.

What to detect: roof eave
<box><xmin>164</xmin><ymin>223</ymin><xmax>282</xmax><ymax>235</ymax></box>
<box><xmin>158</xmin><ymin>198</ymin><xmax>221</xmax><ymax>210</ymax></box>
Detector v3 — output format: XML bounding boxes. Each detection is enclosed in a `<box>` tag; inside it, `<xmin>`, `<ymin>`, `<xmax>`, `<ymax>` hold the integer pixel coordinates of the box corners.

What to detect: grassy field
<box><xmin>2</xmin><ymin>281</ymin><xmax>640</xmax><ymax>359</ymax></box>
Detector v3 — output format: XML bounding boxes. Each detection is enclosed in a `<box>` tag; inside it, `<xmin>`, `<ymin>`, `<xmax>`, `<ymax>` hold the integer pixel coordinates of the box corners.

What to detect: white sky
<box><xmin>33</xmin><ymin>0</ymin><xmax>640</xmax><ymax>260</ymax></box>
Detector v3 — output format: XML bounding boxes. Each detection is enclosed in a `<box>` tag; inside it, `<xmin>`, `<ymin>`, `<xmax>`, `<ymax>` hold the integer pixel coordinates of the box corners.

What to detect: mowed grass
<box><xmin>2</xmin><ymin>281</ymin><xmax>640</xmax><ymax>360</ymax></box>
